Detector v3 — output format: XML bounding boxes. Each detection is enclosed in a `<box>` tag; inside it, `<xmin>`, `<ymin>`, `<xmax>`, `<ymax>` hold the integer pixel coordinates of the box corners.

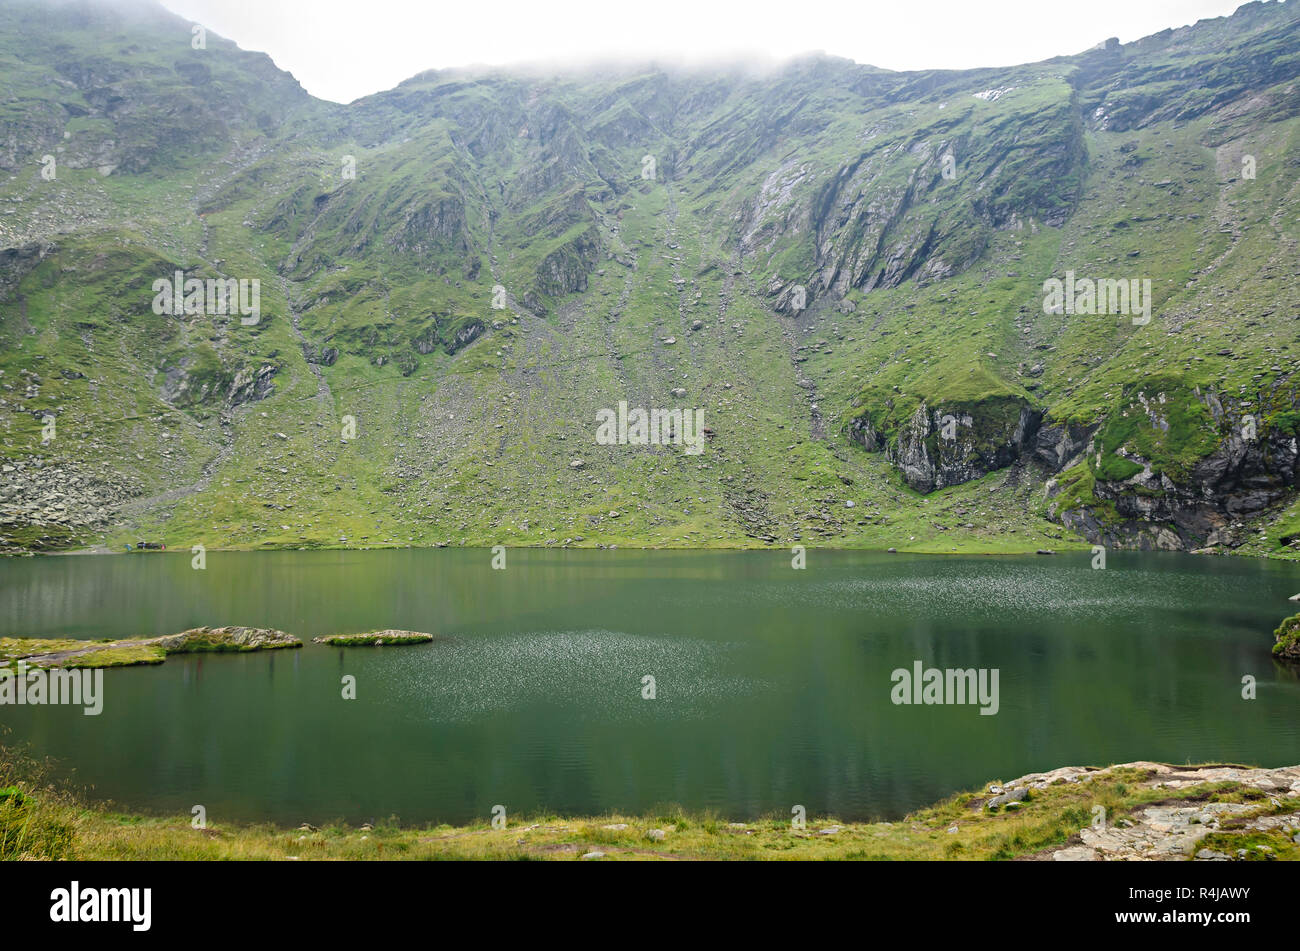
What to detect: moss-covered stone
<box><xmin>0</xmin><ymin>627</ymin><xmax>301</xmax><ymax>669</ymax></box>
<box><xmin>312</xmin><ymin>630</ymin><xmax>436</xmax><ymax>646</ymax></box>
<box><xmin>1273</xmin><ymin>613</ymin><xmax>1300</xmax><ymax>662</ymax></box>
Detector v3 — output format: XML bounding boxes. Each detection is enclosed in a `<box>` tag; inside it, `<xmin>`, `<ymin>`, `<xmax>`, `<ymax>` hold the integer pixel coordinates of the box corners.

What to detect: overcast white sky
<box><xmin>158</xmin><ymin>0</ymin><xmax>1261</xmax><ymax>103</ymax></box>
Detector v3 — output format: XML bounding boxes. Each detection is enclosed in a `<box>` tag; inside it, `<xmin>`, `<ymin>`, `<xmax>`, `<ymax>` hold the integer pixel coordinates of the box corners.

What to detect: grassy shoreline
<box><xmin>2</xmin><ymin>745</ymin><xmax>1297</xmax><ymax>861</ymax></box>
<box><xmin>11</xmin><ymin>535</ymin><xmax>1296</xmax><ymax>560</ymax></box>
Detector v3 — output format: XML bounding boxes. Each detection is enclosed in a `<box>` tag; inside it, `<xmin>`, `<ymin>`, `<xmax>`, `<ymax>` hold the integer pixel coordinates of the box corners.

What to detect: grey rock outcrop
<box><xmin>849</xmin><ymin>397</ymin><xmax>1041</xmax><ymax>493</ymax></box>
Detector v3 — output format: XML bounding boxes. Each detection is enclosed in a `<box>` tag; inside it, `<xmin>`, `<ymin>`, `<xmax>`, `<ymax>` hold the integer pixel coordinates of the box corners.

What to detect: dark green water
<box><xmin>1</xmin><ymin>548</ymin><xmax>1298</xmax><ymax>826</ymax></box>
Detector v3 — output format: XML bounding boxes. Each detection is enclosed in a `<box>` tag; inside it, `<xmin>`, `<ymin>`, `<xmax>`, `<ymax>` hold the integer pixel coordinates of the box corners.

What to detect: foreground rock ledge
<box><xmin>1012</xmin><ymin>762</ymin><xmax>1300</xmax><ymax>861</ymax></box>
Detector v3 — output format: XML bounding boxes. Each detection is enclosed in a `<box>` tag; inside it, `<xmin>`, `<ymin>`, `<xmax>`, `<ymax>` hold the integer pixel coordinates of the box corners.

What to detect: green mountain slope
<box><xmin>1</xmin><ymin>0</ymin><xmax>1297</xmax><ymax>557</ymax></box>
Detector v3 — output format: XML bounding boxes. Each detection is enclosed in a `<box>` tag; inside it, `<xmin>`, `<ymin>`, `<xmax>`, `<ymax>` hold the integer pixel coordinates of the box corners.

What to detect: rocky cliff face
<box><xmin>848</xmin><ymin>379</ymin><xmax>1300</xmax><ymax>552</ymax></box>
<box><xmin>1033</xmin><ymin>421</ymin><xmax>1095</xmax><ymax>472</ymax></box>
<box><xmin>849</xmin><ymin>397</ymin><xmax>1042</xmax><ymax>493</ymax></box>
<box><xmin>1061</xmin><ymin>421</ymin><xmax>1300</xmax><ymax>551</ymax></box>
<box><xmin>530</xmin><ymin>226</ymin><xmax>602</xmax><ymax>307</ymax></box>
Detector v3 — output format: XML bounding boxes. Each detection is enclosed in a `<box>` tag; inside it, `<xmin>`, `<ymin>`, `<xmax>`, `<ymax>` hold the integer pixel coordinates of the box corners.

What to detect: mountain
<box><xmin>1</xmin><ymin>0</ymin><xmax>1297</xmax><ymax>556</ymax></box>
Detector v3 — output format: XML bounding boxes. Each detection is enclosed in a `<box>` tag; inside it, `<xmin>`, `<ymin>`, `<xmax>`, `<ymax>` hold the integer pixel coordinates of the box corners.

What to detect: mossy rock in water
<box><xmin>1273</xmin><ymin>614</ymin><xmax>1300</xmax><ymax>662</ymax></box>
<box><xmin>156</xmin><ymin>627</ymin><xmax>302</xmax><ymax>653</ymax></box>
<box><xmin>0</xmin><ymin>629</ymin><xmax>300</xmax><ymax>670</ymax></box>
<box><xmin>312</xmin><ymin>630</ymin><xmax>436</xmax><ymax>646</ymax></box>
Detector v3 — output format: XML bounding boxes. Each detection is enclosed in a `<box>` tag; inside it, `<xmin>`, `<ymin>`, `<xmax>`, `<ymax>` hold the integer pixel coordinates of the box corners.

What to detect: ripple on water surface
<box><xmin>379</xmin><ymin>629</ymin><xmax>767</xmax><ymax>723</ymax></box>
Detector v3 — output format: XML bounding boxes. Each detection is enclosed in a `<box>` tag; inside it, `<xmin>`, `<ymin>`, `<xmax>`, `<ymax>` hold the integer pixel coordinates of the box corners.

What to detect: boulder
<box><xmin>987</xmin><ymin>788</ymin><xmax>1029</xmax><ymax>809</ymax></box>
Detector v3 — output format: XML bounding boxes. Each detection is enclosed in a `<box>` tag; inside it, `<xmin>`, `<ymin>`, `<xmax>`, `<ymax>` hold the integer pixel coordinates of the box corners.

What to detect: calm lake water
<box><xmin>1</xmin><ymin>548</ymin><xmax>1298</xmax><ymax>826</ymax></box>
